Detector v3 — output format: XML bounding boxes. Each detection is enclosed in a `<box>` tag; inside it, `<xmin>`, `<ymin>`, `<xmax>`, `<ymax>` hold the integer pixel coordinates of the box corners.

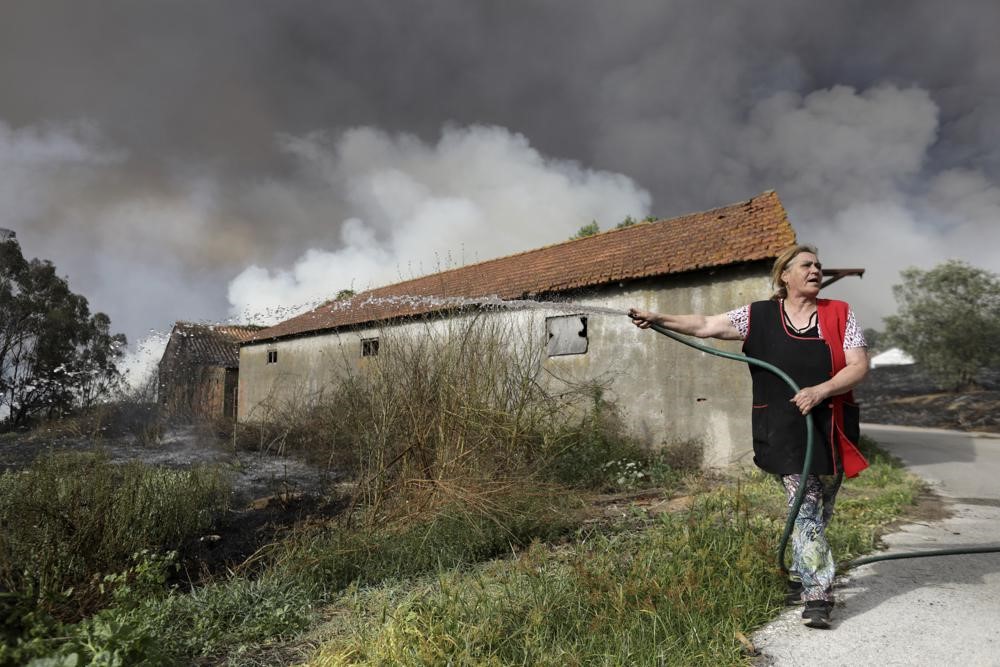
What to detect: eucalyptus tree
<box><xmin>1</xmin><ymin>238</ymin><xmax>126</xmax><ymax>429</ymax></box>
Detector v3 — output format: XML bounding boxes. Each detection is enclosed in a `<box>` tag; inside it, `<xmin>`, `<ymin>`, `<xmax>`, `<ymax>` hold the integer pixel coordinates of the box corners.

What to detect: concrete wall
<box><xmin>238</xmin><ymin>263</ymin><xmax>772</xmax><ymax>468</ymax></box>
<box><xmin>238</xmin><ymin>330</ymin><xmax>374</xmax><ymax>421</ymax></box>
<box><xmin>539</xmin><ymin>266</ymin><xmax>770</xmax><ymax>468</ymax></box>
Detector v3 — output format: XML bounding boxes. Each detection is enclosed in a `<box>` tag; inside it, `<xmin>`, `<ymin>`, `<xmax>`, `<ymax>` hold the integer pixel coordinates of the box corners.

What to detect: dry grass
<box><xmin>237</xmin><ymin>313</ymin><xmax>652</xmax><ymax>522</ymax></box>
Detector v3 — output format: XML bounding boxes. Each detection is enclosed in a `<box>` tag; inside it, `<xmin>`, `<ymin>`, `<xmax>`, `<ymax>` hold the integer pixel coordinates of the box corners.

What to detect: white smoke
<box><xmin>227</xmin><ymin>124</ymin><xmax>652</xmax><ymax>322</ymax></box>
<box><xmin>118</xmin><ymin>330</ymin><xmax>171</xmax><ymax>392</ymax></box>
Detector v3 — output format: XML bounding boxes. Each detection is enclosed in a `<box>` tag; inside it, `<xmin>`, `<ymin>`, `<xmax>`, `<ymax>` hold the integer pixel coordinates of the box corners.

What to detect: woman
<box><xmin>628</xmin><ymin>244</ymin><xmax>869</xmax><ymax>629</ymax></box>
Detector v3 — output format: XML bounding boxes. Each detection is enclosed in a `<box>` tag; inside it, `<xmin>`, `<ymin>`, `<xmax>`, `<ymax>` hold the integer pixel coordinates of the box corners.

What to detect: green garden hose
<box><xmin>644</xmin><ymin>321</ymin><xmax>1000</xmax><ymax>574</ymax></box>
<box><xmin>646</xmin><ymin>322</ymin><xmax>809</xmax><ymax>575</ymax></box>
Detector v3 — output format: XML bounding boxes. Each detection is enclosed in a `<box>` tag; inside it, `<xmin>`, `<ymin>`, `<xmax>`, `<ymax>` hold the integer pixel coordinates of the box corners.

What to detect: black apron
<box><xmin>743</xmin><ymin>300</ymin><xmax>838</xmax><ymax>475</ymax></box>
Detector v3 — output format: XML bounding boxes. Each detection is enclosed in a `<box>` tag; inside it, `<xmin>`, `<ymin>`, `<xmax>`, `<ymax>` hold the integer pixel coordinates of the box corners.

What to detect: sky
<box><xmin>2</xmin><ymin>1</ymin><xmax>999</xmax><ymax>381</ymax></box>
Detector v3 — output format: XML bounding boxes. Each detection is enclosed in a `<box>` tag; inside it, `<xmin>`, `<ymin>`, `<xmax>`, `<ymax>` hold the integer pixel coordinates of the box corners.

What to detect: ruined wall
<box><xmin>238</xmin><ymin>264</ymin><xmax>772</xmax><ymax>468</ymax></box>
<box><xmin>160</xmin><ymin>364</ymin><xmax>232</xmax><ymax>422</ymax></box>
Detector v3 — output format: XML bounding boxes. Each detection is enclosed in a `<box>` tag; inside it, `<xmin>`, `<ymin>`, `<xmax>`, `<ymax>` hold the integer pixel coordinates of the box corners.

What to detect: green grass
<box><xmin>305</xmin><ymin>435</ymin><xmax>922</xmax><ymax>666</ymax></box>
<box><xmin>312</xmin><ymin>497</ymin><xmax>781</xmax><ymax>666</ymax></box>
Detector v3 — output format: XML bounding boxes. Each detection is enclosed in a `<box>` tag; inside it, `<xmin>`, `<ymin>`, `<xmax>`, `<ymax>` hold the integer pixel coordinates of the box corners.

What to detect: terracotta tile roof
<box><xmin>162</xmin><ymin>322</ymin><xmax>263</xmax><ymax>368</ymax></box>
<box><xmin>247</xmin><ymin>190</ymin><xmax>796</xmax><ymax>343</ymax></box>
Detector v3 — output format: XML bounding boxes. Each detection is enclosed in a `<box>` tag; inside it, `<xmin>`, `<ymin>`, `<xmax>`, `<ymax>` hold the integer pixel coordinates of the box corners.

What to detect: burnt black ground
<box><xmin>178</xmin><ymin>492</ymin><xmax>351</xmax><ymax>582</ymax></box>
<box><xmin>855</xmin><ymin>365</ymin><xmax>1000</xmax><ymax>433</ymax></box>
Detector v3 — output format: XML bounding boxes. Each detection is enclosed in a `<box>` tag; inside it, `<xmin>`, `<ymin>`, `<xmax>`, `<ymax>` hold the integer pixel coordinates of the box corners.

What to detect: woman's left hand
<box><xmin>790</xmin><ymin>386</ymin><xmax>828</xmax><ymax>415</ymax></box>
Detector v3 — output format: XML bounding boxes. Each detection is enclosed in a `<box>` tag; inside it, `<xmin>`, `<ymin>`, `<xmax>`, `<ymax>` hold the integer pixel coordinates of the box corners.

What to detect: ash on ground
<box><xmin>0</xmin><ymin>425</ymin><xmax>344</xmax><ymax>504</ymax></box>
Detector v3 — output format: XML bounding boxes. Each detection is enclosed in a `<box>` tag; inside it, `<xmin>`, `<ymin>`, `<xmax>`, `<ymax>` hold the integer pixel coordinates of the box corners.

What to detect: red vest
<box><xmin>816</xmin><ymin>299</ymin><xmax>869</xmax><ymax>478</ymax></box>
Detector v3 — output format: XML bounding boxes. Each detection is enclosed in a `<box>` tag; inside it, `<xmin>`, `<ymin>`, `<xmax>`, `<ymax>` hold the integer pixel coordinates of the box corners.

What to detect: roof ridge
<box><xmin>345</xmin><ymin>190</ymin><xmax>780</xmax><ymax>297</ymax></box>
<box><xmin>172</xmin><ymin>321</ymin><xmax>262</xmax><ymax>330</ymax></box>
<box><xmin>246</xmin><ymin>190</ymin><xmax>794</xmax><ymax>343</ymax></box>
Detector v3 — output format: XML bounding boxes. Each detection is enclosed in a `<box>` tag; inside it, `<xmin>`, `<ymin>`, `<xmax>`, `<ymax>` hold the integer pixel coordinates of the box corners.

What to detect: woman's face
<box><xmin>781</xmin><ymin>252</ymin><xmax>823</xmax><ymax>298</ymax></box>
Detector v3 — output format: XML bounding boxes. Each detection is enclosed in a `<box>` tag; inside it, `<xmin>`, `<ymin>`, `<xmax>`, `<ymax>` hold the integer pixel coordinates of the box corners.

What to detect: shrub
<box><xmin>0</xmin><ymin>451</ymin><xmax>231</xmax><ymax>619</ymax></box>
<box><xmin>542</xmin><ymin>387</ymin><xmax>650</xmax><ymax>489</ymax></box>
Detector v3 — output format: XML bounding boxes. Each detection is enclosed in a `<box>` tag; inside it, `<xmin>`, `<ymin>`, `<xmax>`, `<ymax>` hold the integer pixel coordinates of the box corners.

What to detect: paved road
<box><xmin>752</xmin><ymin>424</ymin><xmax>1000</xmax><ymax>667</ymax></box>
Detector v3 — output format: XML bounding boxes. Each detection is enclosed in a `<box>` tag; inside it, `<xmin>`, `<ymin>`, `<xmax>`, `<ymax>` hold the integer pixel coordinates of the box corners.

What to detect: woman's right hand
<box><xmin>628</xmin><ymin>308</ymin><xmax>656</xmax><ymax>329</ymax></box>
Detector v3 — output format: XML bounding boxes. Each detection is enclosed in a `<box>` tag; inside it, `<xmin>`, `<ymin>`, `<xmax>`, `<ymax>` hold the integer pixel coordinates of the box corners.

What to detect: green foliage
<box><xmin>275</xmin><ymin>491</ymin><xmax>577</xmax><ymax>594</ymax></box>
<box><xmin>543</xmin><ymin>388</ymin><xmax>670</xmax><ymax>490</ymax></box>
<box><xmin>615</xmin><ymin>215</ymin><xmax>637</xmax><ymax>229</ymax></box>
<box><xmin>7</xmin><ymin>491</ymin><xmax>576</xmax><ymax>665</ymax></box>
<box><xmin>310</xmin><ymin>493</ymin><xmax>780</xmax><ymax>666</ymax></box>
<box><xmin>0</xmin><ymin>452</ymin><xmax>231</xmax><ymax>618</ymax></box>
<box><xmin>112</xmin><ymin>574</ymin><xmax>315</xmax><ymax>663</ymax></box>
<box><xmin>52</xmin><ymin>613</ymin><xmax>171</xmax><ymax>667</ymax></box>
<box><xmin>569</xmin><ymin>220</ymin><xmax>600</xmax><ymax>240</ymax></box>
<box><xmin>884</xmin><ymin>260</ymin><xmax>1000</xmax><ymax>389</ymax></box>
<box><xmin>0</xmin><ymin>239</ymin><xmax>127</xmax><ymax>430</ymax></box>
<box><xmin>1</xmin><ymin>551</ymin><xmax>181</xmax><ymax>666</ymax></box>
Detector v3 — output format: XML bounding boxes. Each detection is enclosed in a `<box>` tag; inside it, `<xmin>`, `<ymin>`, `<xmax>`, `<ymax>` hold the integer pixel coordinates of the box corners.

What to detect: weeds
<box><xmin>0</xmin><ymin>451</ymin><xmax>231</xmax><ymax>620</ymax></box>
<box><xmin>238</xmin><ymin>313</ymin><xmax>657</xmax><ymax>514</ymax></box>
<box><xmin>309</xmin><ymin>491</ymin><xmax>783</xmax><ymax>666</ymax></box>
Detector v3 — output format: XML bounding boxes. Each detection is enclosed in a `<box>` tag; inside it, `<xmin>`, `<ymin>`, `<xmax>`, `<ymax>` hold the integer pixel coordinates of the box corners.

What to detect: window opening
<box><xmin>362</xmin><ymin>337</ymin><xmax>380</xmax><ymax>357</ymax></box>
<box><xmin>266</xmin><ymin>349</ymin><xmax>278</xmax><ymax>364</ymax></box>
<box><xmin>546</xmin><ymin>315</ymin><xmax>588</xmax><ymax>356</ymax></box>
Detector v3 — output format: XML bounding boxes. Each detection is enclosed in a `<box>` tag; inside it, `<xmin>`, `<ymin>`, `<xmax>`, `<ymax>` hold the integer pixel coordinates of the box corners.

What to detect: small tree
<box><xmin>884</xmin><ymin>260</ymin><xmax>1000</xmax><ymax>390</ymax></box>
<box><xmin>569</xmin><ymin>221</ymin><xmax>600</xmax><ymax>240</ymax></box>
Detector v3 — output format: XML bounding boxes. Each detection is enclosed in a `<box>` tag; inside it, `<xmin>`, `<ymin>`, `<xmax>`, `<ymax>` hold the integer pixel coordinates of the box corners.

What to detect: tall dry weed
<box><xmin>240</xmin><ymin>311</ymin><xmax>637</xmax><ymax>520</ymax></box>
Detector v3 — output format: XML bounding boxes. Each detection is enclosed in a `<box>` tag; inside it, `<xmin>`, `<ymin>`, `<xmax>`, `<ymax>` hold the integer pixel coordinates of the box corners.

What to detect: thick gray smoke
<box><xmin>3</xmin><ymin>1</ymin><xmax>1000</xmax><ymax>383</ymax></box>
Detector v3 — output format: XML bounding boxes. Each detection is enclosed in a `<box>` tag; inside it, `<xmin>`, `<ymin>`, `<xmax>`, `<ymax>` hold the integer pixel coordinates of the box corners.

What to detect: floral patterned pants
<box><xmin>780</xmin><ymin>473</ymin><xmax>844</xmax><ymax>602</ymax></box>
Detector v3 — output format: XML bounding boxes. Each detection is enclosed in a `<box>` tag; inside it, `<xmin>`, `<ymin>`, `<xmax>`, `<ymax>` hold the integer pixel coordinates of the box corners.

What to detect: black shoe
<box><xmin>784</xmin><ymin>579</ymin><xmax>804</xmax><ymax>605</ymax></box>
<box><xmin>801</xmin><ymin>600</ymin><xmax>833</xmax><ymax>629</ymax></box>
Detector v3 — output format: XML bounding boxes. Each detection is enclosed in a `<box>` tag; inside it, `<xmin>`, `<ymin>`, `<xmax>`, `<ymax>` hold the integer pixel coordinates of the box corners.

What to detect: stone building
<box><xmin>238</xmin><ymin>191</ymin><xmax>843</xmax><ymax>467</ymax></box>
<box><xmin>158</xmin><ymin>322</ymin><xmax>261</xmax><ymax>422</ymax></box>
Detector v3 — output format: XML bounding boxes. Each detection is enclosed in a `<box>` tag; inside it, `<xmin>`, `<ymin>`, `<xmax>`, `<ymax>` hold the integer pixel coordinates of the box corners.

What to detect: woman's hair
<box><xmin>770</xmin><ymin>243</ymin><xmax>819</xmax><ymax>300</ymax></box>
